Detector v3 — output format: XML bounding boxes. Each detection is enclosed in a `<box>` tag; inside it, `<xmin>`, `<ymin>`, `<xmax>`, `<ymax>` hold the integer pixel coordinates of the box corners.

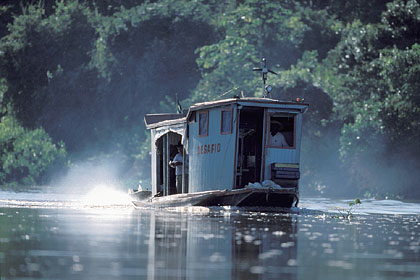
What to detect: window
<box><xmin>221</xmin><ymin>109</ymin><xmax>233</xmax><ymax>134</ymax></box>
<box><xmin>199</xmin><ymin>111</ymin><xmax>209</xmax><ymax>137</ymax></box>
<box><xmin>268</xmin><ymin>113</ymin><xmax>295</xmax><ymax>148</ymax></box>
<box><xmin>188</xmin><ymin>111</ymin><xmax>196</xmax><ymax>123</ymax></box>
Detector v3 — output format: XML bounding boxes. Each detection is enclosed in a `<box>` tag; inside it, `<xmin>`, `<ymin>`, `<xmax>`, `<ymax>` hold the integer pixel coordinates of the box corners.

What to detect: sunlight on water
<box><xmin>80</xmin><ymin>185</ymin><xmax>131</xmax><ymax>206</ymax></box>
<box><xmin>1</xmin><ymin>193</ymin><xmax>420</xmax><ymax>279</ymax></box>
<box><xmin>300</xmin><ymin>197</ymin><xmax>420</xmax><ymax>215</ymax></box>
<box><xmin>0</xmin><ymin>184</ymin><xmax>132</xmax><ymax>209</ymax></box>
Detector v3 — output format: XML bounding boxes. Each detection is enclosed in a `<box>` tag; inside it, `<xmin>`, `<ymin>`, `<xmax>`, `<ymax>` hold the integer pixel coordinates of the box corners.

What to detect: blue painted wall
<box><xmin>188</xmin><ymin>105</ymin><xmax>238</xmax><ymax>192</ymax></box>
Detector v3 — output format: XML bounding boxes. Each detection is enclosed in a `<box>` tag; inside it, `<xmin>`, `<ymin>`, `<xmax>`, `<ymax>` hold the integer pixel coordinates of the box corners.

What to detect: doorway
<box><xmin>156</xmin><ymin>132</ymin><xmax>183</xmax><ymax>196</ymax></box>
<box><xmin>235</xmin><ymin>107</ymin><xmax>264</xmax><ymax>188</ymax></box>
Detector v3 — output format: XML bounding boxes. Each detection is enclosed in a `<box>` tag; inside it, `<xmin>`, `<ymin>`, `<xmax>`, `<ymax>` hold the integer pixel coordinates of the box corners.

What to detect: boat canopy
<box><xmin>144</xmin><ymin>112</ymin><xmax>188</xmax><ymax>146</ymax></box>
<box><xmin>144</xmin><ymin>112</ymin><xmax>187</xmax><ymax>129</ymax></box>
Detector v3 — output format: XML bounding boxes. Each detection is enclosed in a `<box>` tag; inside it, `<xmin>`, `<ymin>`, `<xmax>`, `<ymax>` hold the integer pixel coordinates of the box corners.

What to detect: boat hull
<box><xmin>131</xmin><ymin>187</ymin><xmax>298</xmax><ymax>208</ymax></box>
<box><xmin>128</xmin><ymin>189</ymin><xmax>152</xmax><ymax>201</ymax></box>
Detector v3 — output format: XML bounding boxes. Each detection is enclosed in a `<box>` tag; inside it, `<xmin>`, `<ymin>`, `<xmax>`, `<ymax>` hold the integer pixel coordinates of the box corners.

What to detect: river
<box><xmin>0</xmin><ymin>187</ymin><xmax>419</xmax><ymax>279</ymax></box>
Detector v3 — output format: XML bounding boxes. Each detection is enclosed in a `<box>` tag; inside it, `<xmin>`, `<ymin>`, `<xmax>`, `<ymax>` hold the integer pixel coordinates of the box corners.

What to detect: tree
<box><xmin>0</xmin><ymin>113</ymin><xmax>66</xmax><ymax>186</ymax></box>
<box><xmin>0</xmin><ymin>1</ymin><xmax>99</xmax><ymax>152</ymax></box>
<box><xmin>319</xmin><ymin>0</ymin><xmax>420</xmax><ymax>197</ymax></box>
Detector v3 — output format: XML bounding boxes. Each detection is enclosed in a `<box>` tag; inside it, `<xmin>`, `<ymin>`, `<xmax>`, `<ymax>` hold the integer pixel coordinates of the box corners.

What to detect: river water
<box><xmin>0</xmin><ymin>187</ymin><xmax>420</xmax><ymax>279</ymax></box>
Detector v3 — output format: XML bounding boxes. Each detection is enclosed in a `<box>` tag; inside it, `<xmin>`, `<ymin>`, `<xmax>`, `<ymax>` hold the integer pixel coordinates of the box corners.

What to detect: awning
<box><xmin>154</xmin><ymin>123</ymin><xmax>188</xmax><ymax>149</ymax></box>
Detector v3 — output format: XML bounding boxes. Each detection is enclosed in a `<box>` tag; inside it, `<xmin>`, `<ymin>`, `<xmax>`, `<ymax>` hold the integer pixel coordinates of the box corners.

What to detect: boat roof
<box><xmin>145</xmin><ymin>97</ymin><xmax>308</xmax><ymax>129</ymax></box>
<box><xmin>144</xmin><ymin>112</ymin><xmax>187</xmax><ymax>129</ymax></box>
<box><xmin>189</xmin><ymin>97</ymin><xmax>308</xmax><ymax>112</ymax></box>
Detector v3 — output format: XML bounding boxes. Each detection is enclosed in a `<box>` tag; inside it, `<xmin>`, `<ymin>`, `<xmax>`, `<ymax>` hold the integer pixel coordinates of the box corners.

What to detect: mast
<box><xmin>252</xmin><ymin>58</ymin><xmax>277</xmax><ymax>98</ymax></box>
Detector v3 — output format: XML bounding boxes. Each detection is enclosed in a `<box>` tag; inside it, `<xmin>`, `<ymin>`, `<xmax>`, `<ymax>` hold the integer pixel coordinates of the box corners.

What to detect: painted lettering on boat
<box><xmin>197</xmin><ymin>143</ymin><xmax>221</xmax><ymax>155</ymax></box>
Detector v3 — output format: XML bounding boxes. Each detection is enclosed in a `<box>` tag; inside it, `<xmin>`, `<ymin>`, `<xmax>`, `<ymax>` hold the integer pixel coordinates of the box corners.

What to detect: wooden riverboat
<box><xmin>130</xmin><ymin>60</ymin><xmax>308</xmax><ymax>208</ymax></box>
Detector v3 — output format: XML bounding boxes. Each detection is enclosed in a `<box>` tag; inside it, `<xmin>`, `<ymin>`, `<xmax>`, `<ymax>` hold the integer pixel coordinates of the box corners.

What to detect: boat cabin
<box><xmin>144</xmin><ymin>97</ymin><xmax>308</xmax><ymax>198</ymax></box>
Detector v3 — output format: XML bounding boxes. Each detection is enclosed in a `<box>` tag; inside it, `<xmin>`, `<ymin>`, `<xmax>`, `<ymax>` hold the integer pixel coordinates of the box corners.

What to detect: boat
<box><xmin>130</xmin><ymin>59</ymin><xmax>308</xmax><ymax>208</ymax></box>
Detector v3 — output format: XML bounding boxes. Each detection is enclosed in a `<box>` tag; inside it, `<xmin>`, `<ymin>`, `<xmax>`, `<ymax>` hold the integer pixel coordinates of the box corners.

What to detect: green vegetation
<box><xmin>331</xmin><ymin>198</ymin><xmax>362</xmax><ymax>220</ymax></box>
<box><xmin>0</xmin><ymin>113</ymin><xmax>66</xmax><ymax>186</ymax></box>
<box><xmin>0</xmin><ymin>0</ymin><xmax>419</xmax><ymax>198</ymax></box>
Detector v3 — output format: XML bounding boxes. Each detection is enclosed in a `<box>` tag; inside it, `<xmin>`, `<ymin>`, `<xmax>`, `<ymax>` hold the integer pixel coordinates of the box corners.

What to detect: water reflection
<box><xmin>0</xmin><ymin>207</ymin><xmax>298</xmax><ymax>279</ymax></box>
<box><xmin>1</xmin><ymin>201</ymin><xmax>420</xmax><ymax>279</ymax></box>
<box><xmin>135</xmin><ymin>209</ymin><xmax>298</xmax><ymax>279</ymax></box>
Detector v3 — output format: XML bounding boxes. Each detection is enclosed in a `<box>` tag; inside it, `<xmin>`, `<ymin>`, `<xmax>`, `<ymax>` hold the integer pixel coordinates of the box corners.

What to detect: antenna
<box><xmin>176</xmin><ymin>93</ymin><xmax>182</xmax><ymax>114</ymax></box>
<box><xmin>253</xmin><ymin>58</ymin><xmax>277</xmax><ymax>98</ymax></box>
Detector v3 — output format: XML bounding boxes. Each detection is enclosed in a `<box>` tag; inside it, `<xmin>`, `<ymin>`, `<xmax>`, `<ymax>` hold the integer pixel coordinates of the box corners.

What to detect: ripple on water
<box><xmin>1</xmin><ymin>193</ymin><xmax>420</xmax><ymax>278</ymax></box>
<box><xmin>300</xmin><ymin>198</ymin><xmax>420</xmax><ymax>215</ymax></box>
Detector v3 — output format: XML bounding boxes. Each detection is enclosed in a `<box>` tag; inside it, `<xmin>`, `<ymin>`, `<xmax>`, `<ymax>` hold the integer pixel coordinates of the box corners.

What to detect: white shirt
<box><xmin>270</xmin><ymin>132</ymin><xmax>289</xmax><ymax>147</ymax></box>
<box><xmin>172</xmin><ymin>153</ymin><xmax>189</xmax><ymax>175</ymax></box>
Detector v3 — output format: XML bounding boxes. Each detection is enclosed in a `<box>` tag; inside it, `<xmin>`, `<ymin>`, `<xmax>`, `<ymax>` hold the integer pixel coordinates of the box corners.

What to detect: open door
<box><xmin>155</xmin><ymin>132</ymin><xmax>183</xmax><ymax>196</ymax></box>
<box><xmin>235</xmin><ymin>107</ymin><xmax>264</xmax><ymax>188</ymax></box>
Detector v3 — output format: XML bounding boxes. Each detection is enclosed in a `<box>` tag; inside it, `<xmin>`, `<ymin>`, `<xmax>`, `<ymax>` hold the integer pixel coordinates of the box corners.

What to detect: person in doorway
<box><xmin>169</xmin><ymin>144</ymin><xmax>189</xmax><ymax>193</ymax></box>
<box><xmin>270</xmin><ymin>122</ymin><xmax>289</xmax><ymax>147</ymax></box>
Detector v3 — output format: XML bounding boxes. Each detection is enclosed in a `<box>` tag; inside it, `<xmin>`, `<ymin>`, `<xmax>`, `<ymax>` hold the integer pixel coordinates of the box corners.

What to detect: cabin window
<box><xmin>199</xmin><ymin>111</ymin><xmax>209</xmax><ymax>137</ymax></box>
<box><xmin>188</xmin><ymin>111</ymin><xmax>196</xmax><ymax>123</ymax></box>
<box><xmin>221</xmin><ymin>109</ymin><xmax>233</xmax><ymax>135</ymax></box>
<box><xmin>268</xmin><ymin>113</ymin><xmax>295</xmax><ymax>148</ymax></box>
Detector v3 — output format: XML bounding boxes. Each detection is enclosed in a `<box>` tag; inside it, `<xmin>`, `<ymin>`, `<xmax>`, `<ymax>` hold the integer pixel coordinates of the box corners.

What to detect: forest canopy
<box><xmin>0</xmin><ymin>0</ymin><xmax>419</xmax><ymax>198</ymax></box>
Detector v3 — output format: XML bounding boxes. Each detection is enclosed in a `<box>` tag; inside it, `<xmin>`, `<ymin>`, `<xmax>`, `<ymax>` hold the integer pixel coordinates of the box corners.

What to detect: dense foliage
<box><xmin>0</xmin><ymin>0</ymin><xmax>419</xmax><ymax>198</ymax></box>
<box><xmin>0</xmin><ymin>113</ymin><xmax>66</xmax><ymax>186</ymax></box>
